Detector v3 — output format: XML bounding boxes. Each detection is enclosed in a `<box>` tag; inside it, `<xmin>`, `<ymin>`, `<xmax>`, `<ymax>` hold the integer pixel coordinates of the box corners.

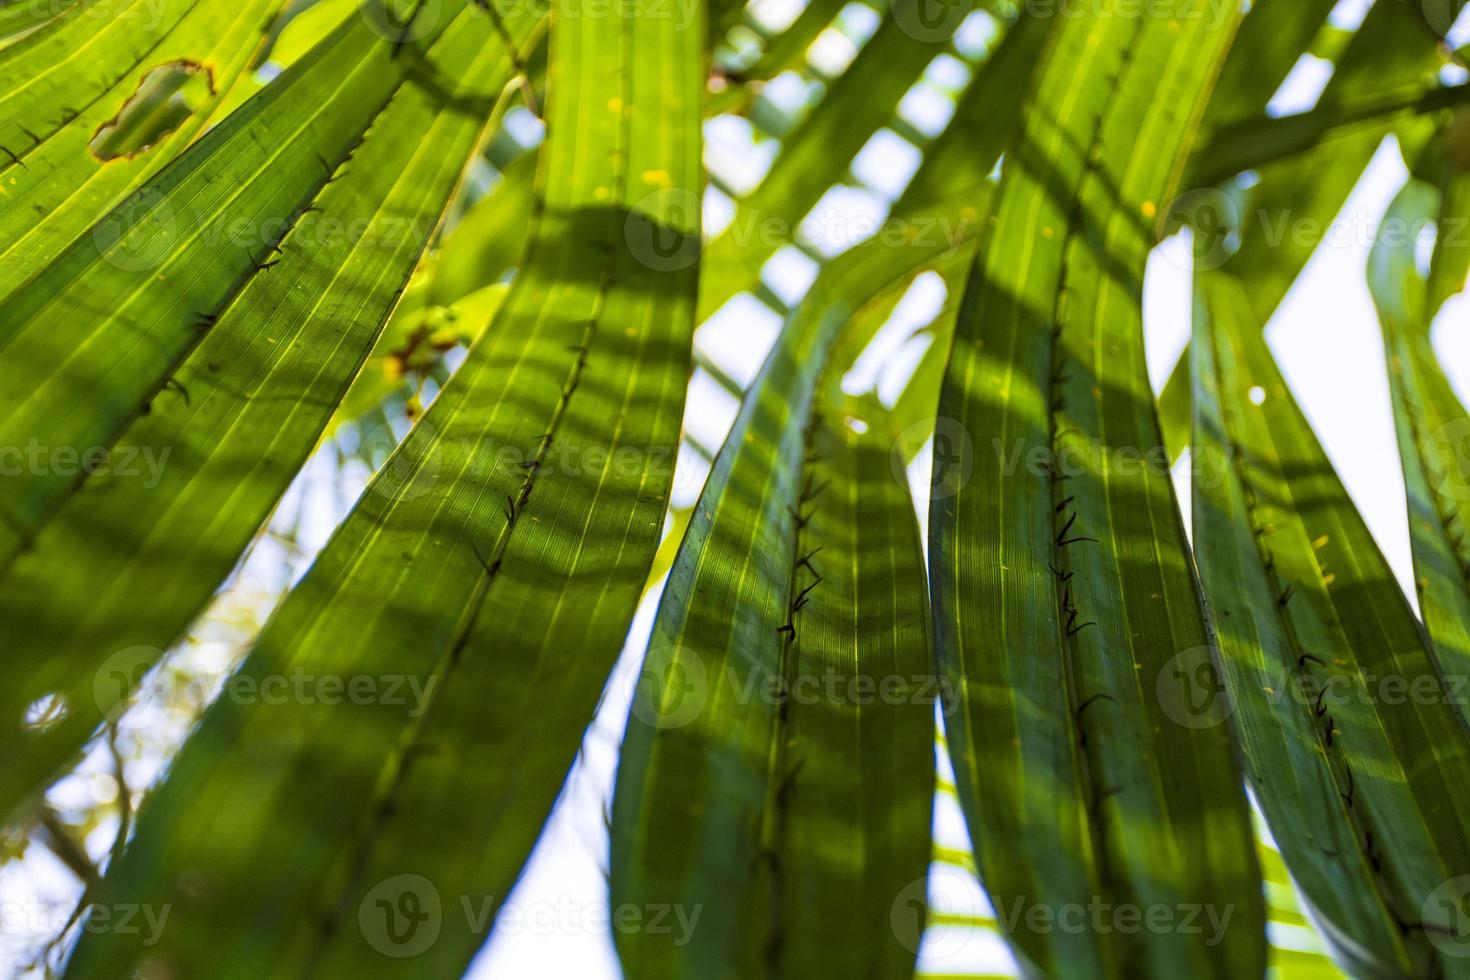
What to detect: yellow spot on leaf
<box><xmin>1322</xmin><ymin>573</ymin><xmax>1336</xmax><ymax>586</ymax></box>
<box><xmin>1141</xmin><ymin>201</ymin><xmax>1157</xmax><ymax>219</ymax></box>
<box><xmin>607</xmin><ymin>97</ymin><xmax>623</xmax><ymax>113</ymax></box>
<box><xmin>1312</xmin><ymin>535</ymin><xmax>1329</xmax><ymax>549</ymax></box>
<box><xmin>641</xmin><ymin>169</ymin><xmax>670</xmax><ymax>187</ymax></box>
<box><xmin>1042</xmin><ymin>226</ymin><xmax>1055</xmax><ymax>238</ymax></box>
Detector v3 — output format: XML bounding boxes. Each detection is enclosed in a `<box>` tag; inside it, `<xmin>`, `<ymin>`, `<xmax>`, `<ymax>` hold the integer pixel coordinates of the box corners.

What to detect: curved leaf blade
<box><xmin>611</xmin><ymin>248</ymin><xmax>942</xmax><ymax>980</ymax></box>
<box><xmin>62</xmin><ymin>3</ymin><xmax>703</xmax><ymax>977</ymax></box>
<box><xmin>695</xmin><ymin>0</ymin><xmax>971</xmax><ymax>322</ymax></box>
<box><xmin>0</xmin><ymin>1</ymin><xmax>541</xmax><ymax>818</ymax></box>
<box><xmin>1158</xmin><ymin>0</ymin><xmax>1467</xmax><ymax>455</ymax></box>
<box><xmin>0</xmin><ymin>3</ymin><xmax>475</xmax><ymax>565</ymax></box>
<box><xmin>1193</xmin><ymin>268</ymin><xmax>1470</xmax><ymax>977</ymax></box>
<box><xmin>929</xmin><ymin>2</ymin><xmax>1264</xmax><ymax>975</ymax></box>
<box><xmin>1370</xmin><ymin>167</ymin><xmax>1470</xmax><ymax>726</ymax></box>
<box><xmin>0</xmin><ymin>0</ymin><xmax>280</xmax><ymax>298</ymax></box>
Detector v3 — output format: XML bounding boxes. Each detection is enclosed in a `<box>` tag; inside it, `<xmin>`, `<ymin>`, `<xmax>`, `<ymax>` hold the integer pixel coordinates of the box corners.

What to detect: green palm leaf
<box><xmin>609</xmin><ymin>12</ymin><xmax>1047</xmax><ymax>967</ymax></box>
<box><xmin>1192</xmin><ymin>267</ymin><xmax>1470</xmax><ymax>977</ymax></box>
<box><xmin>1158</xmin><ymin>0</ymin><xmax>1468</xmax><ymax>454</ymax></box>
<box><xmin>1187</xmin><ymin>84</ymin><xmax>1470</xmax><ymax>192</ymax></box>
<box><xmin>695</xmin><ymin>0</ymin><xmax>971</xmax><ymax>322</ymax></box>
<box><xmin>60</xmin><ymin>4</ymin><xmax>701</xmax><ymax>976</ymax></box>
<box><xmin>0</xmin><ymin>0</ymin><xmax>541</xmax><ymax>820</ymax></box>
<box><xmin>0</xmin><ymin>0</ymin><xmax>280</xmax><ymax>297</ymax></box>
<box><xmin>0</xmin><ymin>3</ymin><xmax>530</xmax><ymax>566</ymax></box>
<box><xmin>1193</xmin><ymin>0</ymin><xmax>1337</xmax><ymax>138</ymax></box>
<box><xmin>611</xmin><ymin>231</ymin><xmax>944</xmax><ymax>980</ymax></box>
<box><xmin>1370</xmin><ymin>160</ymin><xmax>1470</xmax><ymax>722</ymax></box>
<box><xmin>929</xmin><ymin>2</ymin><xmax>1265</xmax><ymax>975</ymax></box>
<box><xmin>0</xmin><ymin>0</ymin><xmax>83</xmax><ymax>44</ymax></box>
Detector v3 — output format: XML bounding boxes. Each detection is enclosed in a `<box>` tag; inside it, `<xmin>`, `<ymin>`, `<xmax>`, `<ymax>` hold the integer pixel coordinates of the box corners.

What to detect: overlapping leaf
<box><xmin>611</xmin><ymin>13</ymin><xmax>1043</xmax><ymax>971</ymax></box>
<box><xmin>1370</xmin><ymin>160</ymin><xmax>1470</xmax><ymax>722</ymax></box>
<box><xmin>0</xmin><ymin>0</ymin><xmax>543</xmax><ymax>820</ymax></box>
<box><xmin>0</xmin><ymin>0</ymin><xmax>280</xmax><ymax>298</ymax></box>
<box><xmin>1193</xmin><ymin>268</ymin><xmax>1470</xmax><ymax>977</ymax></box>
<box><xmin>63</xmin><ymin>3</ymin><xmax>702</xmax><ymax>976</ymax></box>
<box><xmin>0</xmin><ymin>2</ymin><xmax>515</xmax><ymax>566</ymax></box>
<box><xmin>695</xmin><ymin>0</ymin><xmax>971</xmax><ymax>321</ymax></box>
<box><xmin>1158</xmin><ymin>0</ymin><xmax>1468</xmax><ymax>453</ymax></box>
<box><xmin>612</xmin><ymin>232</ymin><xmax>946</xmax><ymax>980</ymax></box>
<box><xmin>929</xmin><ymin>1</ymin><xmax>1264</xmax><ymax>975</ymax></box>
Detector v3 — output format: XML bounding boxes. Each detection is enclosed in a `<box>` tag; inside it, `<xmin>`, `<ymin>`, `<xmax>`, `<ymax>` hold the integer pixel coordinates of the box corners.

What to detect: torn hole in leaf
<box><xmin>90</xmin><ymin>61</ymin><xmax>215</xmax><ymax>162</ymax></box>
